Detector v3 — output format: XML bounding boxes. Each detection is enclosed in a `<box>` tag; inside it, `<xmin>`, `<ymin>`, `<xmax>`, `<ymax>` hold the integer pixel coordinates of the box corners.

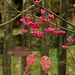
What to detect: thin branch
<box><xmin>50</xmin><ymin>22</ymin><xmax>75</xmax><ymax>33</ymax></box>
<box><xmin>29</xmin><ymin>15</ymin><xmax>75</xmax><ymax>33</ymax></box>
<box><xmin>67</xmin><ymin>48</ymin><xmax>75</xmax><ymax>63</ymax></box>
<box><xmin>1</xmin><ymin>0</ymin><xmax>75</xmax><ymax>34</ymax></box>
<box><xmin>51</xmin><ymin>58</ymin><xmax>75</xmax><ymax>69</ymax></box>
<box><xmin>30</xmin><ymin>0</ymin><xmax>75</xmax><ymax>28</ymax></box>
<box><xmin>0</xmin><ymin>0</ymin><xmax>42</xmax><ymax>27</ymax></box>
<box><xmin>5</xmin><ymin>0</ymin><xmax>20</xmax><ymax>12</ymax></box>
<box><xmin>0</xmin><ymin>11</ymin><xmax>21</xmax><ymax>13</ymax></box>
<box><xmin>5</xmin><ymin>0</ymin><xmax>40</xmax><ymax>14</ymax></box>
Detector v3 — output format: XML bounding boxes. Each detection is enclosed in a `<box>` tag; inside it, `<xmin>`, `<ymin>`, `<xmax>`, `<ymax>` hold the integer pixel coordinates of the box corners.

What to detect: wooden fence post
<box><xmin>3</xmin><ymin>0</ymin><xmax>12</xmax><ymax>75</ymax></box>
<box><xmin>40</xmin><ymin>0</ymin><xmax>50</xmax><ymax>75</ymax></box>
<box><xmin>21</xmin><ymin>0</ymin><xmax>31</xmax><ymax>75</ymax></box>
<box><xmin>58</xmin><ymin>0</ymin><xmax>69</xmax><ymax>75</ymax></box>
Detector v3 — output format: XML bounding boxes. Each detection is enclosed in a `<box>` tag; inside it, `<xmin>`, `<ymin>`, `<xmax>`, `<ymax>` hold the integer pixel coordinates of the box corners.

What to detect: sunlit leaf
<box><xmin>24</xmin><ymin>54</ymin><xmax>36</xmax><ymax>73</ymax></box>
<box><xmin>40</xmin><ymin>55</ymin><xmax>51</xmax><ymax>74</ymax></box>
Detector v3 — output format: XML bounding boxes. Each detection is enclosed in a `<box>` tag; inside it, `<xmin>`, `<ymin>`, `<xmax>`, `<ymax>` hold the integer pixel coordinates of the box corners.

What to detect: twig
<box><xmin>2</xmin><ymin>0</ymin><xmax>75</xmax><ymax>33</ymax></box>
<box><xmin>0</xmin><ymin>11</ymin><xmax>21</xmax><ymax>13</ymax></box>
<box><xmin>5</xmin><ymin>0</ymin><xmax>20</xmax><ymax>12</ymax></box>
<box><xmin>67</xmin><ymin>48</ymin><xmax>75</xmax><ymax>63</ymax></box>
<box><xmin>50</xmin><ymin>58</ymin><xmax>75</xmax><ymax>69</ymax></box>
<box><xmin>30</xmin><ymin>0</ymin><xmax>75</xmax><ymax>28</ymax></box>
<box><xmin>0</xmin><ymin>0</ymin><xmax>42</xmax><ymax>27</ymax></box>
<box><xmin>50</xmin><ymin>22</ymin><xmax>75</xmax><ymax>33</ymax></box>
<box><xmin>29</xmin><ymin>15</ymin><xmax>75</xmax><ymax>33</ymax></box>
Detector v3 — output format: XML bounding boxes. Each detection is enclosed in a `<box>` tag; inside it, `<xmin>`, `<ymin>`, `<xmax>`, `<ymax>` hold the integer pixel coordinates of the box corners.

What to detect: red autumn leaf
<box><xmin>24</xmin><ymin>54</ymin><xmax>36</xmax><ymax>74</ymax></box>
<box><xmin>40</xmin><ymin>55</ymin><xmax>51</xmax><ymax>74</ymax></box>
<box><xmin>26</xmin><ymin>54</ymin><xmax>36</xmax><ymax>65</ymax></box>
<box><xmin>8</xmin><ymin>46</ymin><xmax>32</xmax><ymax>57</ymax></box>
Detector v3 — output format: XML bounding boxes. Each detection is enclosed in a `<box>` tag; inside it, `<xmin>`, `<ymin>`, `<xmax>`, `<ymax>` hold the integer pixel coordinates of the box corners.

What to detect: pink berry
<box><xmin>73</xmin><ymin>4</ymin><xmax>75</xmax><ymax>8</ymax></box>
<box><xmin>41</xmin><ymin>9</ymin><xmax>46</xmax><ymax>15</ymax></box>
<box><xmin>25</xmin><ymin>15</ymin><xmax>30</xmax><ymax>20</ymax></box>
<box><xmin>47</xmin><ymin>19</ymin><xmax>51</xmax><ymax>22</ymax></box>
<box><xmin>51</xmin><ymin>26</ymin><xmax>54</xmax><ymax>28</ymax></box>
<box><xmin>65</xmin><ymin>46</ymin><xmax>68</xmax><ymax>49</ymax></box>
<box><xmin>37</xmin><ymin>32</ymin><xmax>41</xmax><ymax>38</ymax></box>
<box><xmin>23</xmin><ymin>29</ymin><xmax>28</xmax><ymax>33</ymax></box>
<box><xmin>57</xmin><ymin>31</ymin><xmax>60</xmax><ymax>34</ymax></box>
<box><xmin>20</xmin><ymin>19</ymin><xmax>25</xmax><ymax>22</ymax></box>
<box><xmin>23</xmin><ymin>21</ymin><xmax>27</xmax><ymax>25</ymax></box>
<box><xmin>39</xmin><ymin>23</ymin><xmax>43</xmax><ymax>26</ymax></box>
<box><xmin>32</xmin><ymin>28</ymin><xmax>38</xmax><ymax>31</ymax></box>
<box><xmin>53</xmin><ymin>31</ymin><xmax>57</xmax><ymax>35</ymax></box>
<box><xmin>37</xmin><ymin>32</ymin><xmax>44</xmax><ymax>38</ymax></box>
<box><xmin>44</xmin><ymin>28</ymin><xmax>48</xmax><ymax>32</ymax></box>
<box><xmin>44</xmin><ymin>19</ymin><xmax>50</xmax><ymax>22</ymax></box>
<box><xmin>62</xmin><ymin>45</ymin><xmax>65</xmax><ymax>49</ymax></box>
<box><xmin>34</xmin><ymin>1</ymin><xmax>39</xmax><ymax>5</ymax></box>
<box><xmin>72</xmin><ymin>40</ymin><xmax>74</xmax><ymax>43</ymax></box>
<box><xmin>48</xmin><ymin>14</ymin><xmax>54</xmax><ymax>18</ymax></box>
<box><xmin>40</xmin><ymin>16</ymin><xmax>44</xmax><ymax>21</ymax></box>
<box><xmin>62</xmin><ymin>45</ymin><xmax>68</xmax><ymax>49</ymax></box>
<box><xmin>61</xmin><ymin>31</ymin><xmax>66</xmax><ymax>34</ymax></box>
<box><xmin>66</xmin><ymin>39</ymin><xmax>70</xmax><ymax>42</ymax></box>
<box><xmin>31</xmin><ymin>32</ymin><xmax>36</xmax><ymax>36</ymax></box>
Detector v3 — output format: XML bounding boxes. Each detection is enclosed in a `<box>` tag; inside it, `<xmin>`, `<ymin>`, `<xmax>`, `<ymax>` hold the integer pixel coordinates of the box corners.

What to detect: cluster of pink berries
<box><xmin>40</xmin><ymin>14</ymin><xmax>54</xmax><ymax>23</ymax></box>
<box><xmin>62</xmin><ymin>45</ymin><xmax>68</xmax><ymax>49</ymax></box>
<box><xmin>44</xmin><ymin>27</ymin><xmax>66</xmax><ymax>35</ymax></box>
<box><xmin>20</xmin><ymin>0</ymin><xmax>75</xmax><ymax>51</ymax></box>
<box><xmin>20</xmin><ymin>14</ymin><xmax>66</xmax><ymax>38</ymax></box>
<box><xmin>66</xmin><ymin>39</ymin><xmax>75</xmax><ymax>43</ymax></box>
<box><xmin>41</xmin><ymin>9</ymin><xmax>46</xmax><ymax>15</ymax></box>
<box><xmin>23</xmin><ymin>29</ymin><xmax>28</xmax><ymax>33</ymax></box>
<box><xmin>40</xmin><ymin>16</ymin><xmax>50</xmax><ymax>22</ymax></box>
<box><xmin>20</xmin><ymin>15</ymin><xmax>45</xmax><ymax>38</ymax></box>
<box><xmin>48</xmin><ymin>14</ymin><xmax>54</xmax><ymax>19</ymax></box>
<box><xmin>20</xmin><ymin>6</ymin><xmax>66</xmax><ymax>38</ymax></box>
<box><xmin>20</xmin><ymin>6</ymin><xmax>56</xmax><ymax>38</ymax></box>
<box><xmin>62</xmin><ymin>39</ymin><xmax>75</xmax><ymax>49</ymax></box>
<box><xmin>31</xmin><ymin>32</ymin><xmax>44</xmax><ymax>38</ymax></box>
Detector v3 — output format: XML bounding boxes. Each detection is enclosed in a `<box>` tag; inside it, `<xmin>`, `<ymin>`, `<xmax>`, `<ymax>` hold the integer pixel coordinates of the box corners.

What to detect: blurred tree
<box><xmin>58</xmin><ymin>0</ymin><xmax>69</xmax><ymax>75</ymax></box>
<box><xmin>40</xmin><ymin>0</ymin><xmax>50</xmax><ymax>75</ymax></box>
<box><xmin>21</xmin><ymin>0</ymin><xmax>31</xmax><ymax>75</ymax></box>
<box><xmin>3</xmin><ymin>0</ymin><xmax>12</xmax><ymax>75</ymax></box>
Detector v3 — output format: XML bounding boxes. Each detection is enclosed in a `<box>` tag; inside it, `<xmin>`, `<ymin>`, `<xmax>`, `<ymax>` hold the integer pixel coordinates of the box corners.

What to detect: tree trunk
<box><xmin>40</xmin><ymin>0</ymin><xmax>50</xmax><ymax>75</ymax></box>
<box><xmin>0</xmin><ymin>1</ymin><xmax>5</xmax><ymax>24</ymax></box>
<box><xmin>21</xmin><ymin>0</ymin><xmax>31</xmax><ymax>75</ymax></box>
<box><xmin>58</xmin><ymin>0</ymin><xmax>69</xmax><ymax>75</ymax></box>
<box><xmin>3</xmin><ymin>0</ymin><xmax>12</xmax><ymax>75</ymax></box>
<box><xmin>21</xmin><ymin>0</ymin><xmax>26</xmax><ymax>74</ymax></box>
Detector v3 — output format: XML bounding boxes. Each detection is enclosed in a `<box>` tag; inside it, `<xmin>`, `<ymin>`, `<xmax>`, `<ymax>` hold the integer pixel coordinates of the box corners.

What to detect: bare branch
<box><xmin>0</xmin><ymin>0</ymin><xmax>42</xmax><ymax>27</ymax></box>
<box><xmin>30</xmin><ymin>1</ymin><xmax>75</xmax><ymax>28</ymax></box>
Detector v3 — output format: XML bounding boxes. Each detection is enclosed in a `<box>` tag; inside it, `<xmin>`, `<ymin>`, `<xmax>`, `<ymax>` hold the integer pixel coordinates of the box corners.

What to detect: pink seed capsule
<box><xmin>34</xmin><ymin>1</ymin><xmax>39</xmax><ymax>5</ymax></box>
<box><xmin>66</xmin><ymin>39</ymin><xmax>70</xmax><ymax>42</ymax></box>
<box><xmin>72</xmin><ymin>40</ymin><xmax>74</xmax><ymax>43</ymax></box>
<box><xmin>31</xmin><ymin>32</ymin><xmax>36</xmax><ymax>36</ymax></box>
<box><xmin>44</xmin><ymin>28</ymin><xmax>48</xmax><ymax>32</ymax></box>
<box><xmin>48</xmin><ymin>14</ymin><xmax>54</xmax><ymax>18</ymax></box>
<box><xmin>62</xmin><ymin>45</ymin><xmax>68</xmax><ymax>49</ymax></box>
<box><xmin>41</xmin><ymin>9</ymin><xmax>46</xmax><ymax>15</ymax></box>
<box><xmin>73</xmin><ymin>4</ymin><xmax>75</xmax><ymax>8</ymax></box>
